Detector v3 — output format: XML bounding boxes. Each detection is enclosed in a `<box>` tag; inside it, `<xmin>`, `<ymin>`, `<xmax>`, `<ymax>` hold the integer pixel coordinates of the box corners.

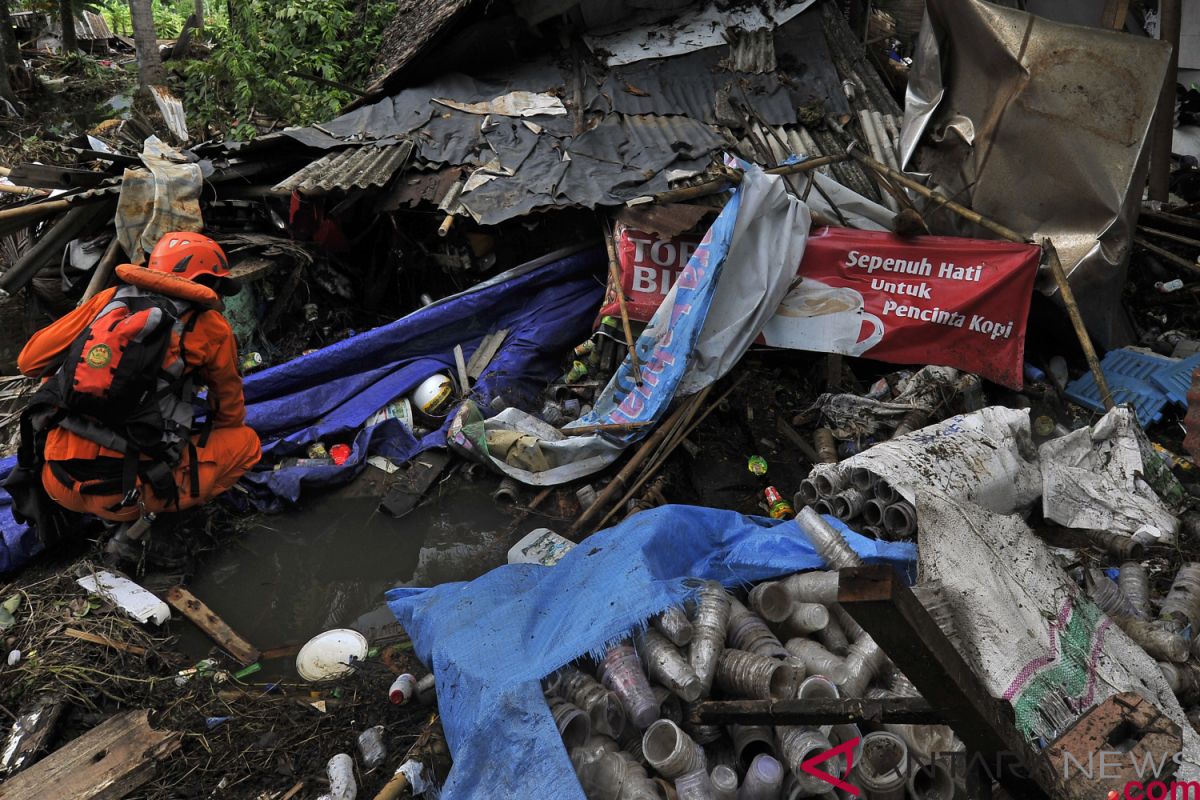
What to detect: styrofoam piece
<box><xmin>296</xmin><ymin>629</ymin><xmax>368</xmax><ymax>682</ymax></box>
<box><xmin>76</xmin><ymin>570</ymin><xmax>170</xmax><ymax>626</ymax></box>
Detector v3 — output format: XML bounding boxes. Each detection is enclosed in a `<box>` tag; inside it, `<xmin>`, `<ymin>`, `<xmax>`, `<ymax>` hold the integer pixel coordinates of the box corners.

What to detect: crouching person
<box><xmin>5</xmin><ymin>231</ymin><xmax>261</xmax><ymax>566</ymax></box>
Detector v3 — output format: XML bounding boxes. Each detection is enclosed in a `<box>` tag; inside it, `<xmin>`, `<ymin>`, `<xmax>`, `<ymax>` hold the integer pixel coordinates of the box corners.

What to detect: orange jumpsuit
<box><xmin>18</xmin><ymin>286</ymin><xmax>262</xmax><ymax>522</ymax></box>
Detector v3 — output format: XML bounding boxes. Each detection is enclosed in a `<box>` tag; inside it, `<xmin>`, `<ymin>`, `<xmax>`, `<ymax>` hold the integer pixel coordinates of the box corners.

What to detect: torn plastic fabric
<box><xmin>386</xmin><ymin>505</ymin><xmax>916</xmax><ymax>800</ymax></box>
<box><xmin>480</xmin><ymin>160</ymin><xmax>810</xmax><ymax>486</ymax></box>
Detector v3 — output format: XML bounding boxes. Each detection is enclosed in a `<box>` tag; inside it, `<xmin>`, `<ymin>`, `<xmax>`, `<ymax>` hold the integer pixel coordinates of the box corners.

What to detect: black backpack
<box><xmin>7</xmin><ymin>286</ymin><xmax>212</xmax><ymax>543</ymax></box>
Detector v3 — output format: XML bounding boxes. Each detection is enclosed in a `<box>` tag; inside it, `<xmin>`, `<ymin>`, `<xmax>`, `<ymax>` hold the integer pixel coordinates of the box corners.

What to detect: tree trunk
<box><xmin>0</xmin><ymin>0</ymin><xmax>17</xmax><ymax>55</ymax></box>
<box><xmin>128</xmin><ymin>0</ymin><xmax>164</xmax><ymax>86</ymax></box>
<box><xmin>193</xmin><ymin>0</ymin><xmax>203</xmax><ymax>34</ymax></box>
<box><xmin>58</xmin><ymin>0</ymin><xmax>77</xmax><ymax>52</ymax></box>
<box><xmin>0</xmin><ymin>11</ymin><xmax>16</xmax><ymax>110</ymax></box>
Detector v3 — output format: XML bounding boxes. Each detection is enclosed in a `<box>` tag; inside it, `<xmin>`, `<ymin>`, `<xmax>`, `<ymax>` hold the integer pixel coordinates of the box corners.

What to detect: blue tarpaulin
<box><xmin>386</xmin><ymin>505</ymin><xmax>917</xmax><ymax>800</ymax></box>
<box><xmin>0</xmin><ymin>247</ymin><xmax>606</xmax><ymax>572</ymax></box>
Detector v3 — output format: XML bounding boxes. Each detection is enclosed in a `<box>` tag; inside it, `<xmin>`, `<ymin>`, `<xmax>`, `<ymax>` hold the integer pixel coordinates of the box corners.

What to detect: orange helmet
<box><xmin>147</xmin><ymin>232</ymin><xmax>237</xmax><ymax>294</ymax></box>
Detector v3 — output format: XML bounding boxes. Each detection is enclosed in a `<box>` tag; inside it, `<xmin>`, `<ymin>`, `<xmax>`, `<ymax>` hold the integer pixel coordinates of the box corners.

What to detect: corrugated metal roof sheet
<box><xmin>13</xmin><ymin>9</ymin><xmax>113</xmax><ymax>40</ymax></box>
<box><xmin>273</xmin><ymin>142</ymin><xmax>414</xmax><ymax>195</ymax></box>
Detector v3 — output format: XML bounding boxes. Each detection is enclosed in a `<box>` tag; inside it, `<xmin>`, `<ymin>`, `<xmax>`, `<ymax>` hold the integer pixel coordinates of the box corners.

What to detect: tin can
<box><xmin>240</xmin><ymin>352</ymin><xmax>263</xmax><ymax>373</ymax></box>
<box><xmin>747</xmin><ymin>455</ymin><xmax>768</xmax><ymax>477</ymax></box>
<box><xmin>765</xmin><ymin>486</ymin><xmax>794</xmax><ymax>520</ymax></box>
<box><xmin>564</xmin><ymin>360</ymin><xmax>589</xmax><ymax>383</ymax></box>
<box><xmin>303</xmin><ymin>303</ymin><xmax>319</xmax><ymax>322</ymax></box>
<box><xmin>389</xmin><ymin>673</ymin><xmax>417</xmax><ymax>705</ymax></box>
<box><xmin>307</xmin><ymin>442</ymin><xmax>329</xmax><ymax>459</ymax></box>
<box><xmin>574</xmin><ymin>339</ymin><xmax>595</xmax><ymax>357</ymax></box>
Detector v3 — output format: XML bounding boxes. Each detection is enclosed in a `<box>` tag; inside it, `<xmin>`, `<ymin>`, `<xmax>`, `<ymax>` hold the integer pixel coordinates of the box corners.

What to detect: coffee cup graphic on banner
<box><xmin>761</xmin><ymin>279</ymin><xmax>884</xmax><ymax>356</ymax></box>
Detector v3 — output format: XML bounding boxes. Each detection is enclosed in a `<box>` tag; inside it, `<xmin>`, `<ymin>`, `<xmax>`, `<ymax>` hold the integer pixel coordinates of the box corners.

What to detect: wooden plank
<box><xmin>1100</xmin><ymin>0</ymin><xmax>1130</xmax><ymax>29</ymax></box>
<box><xmin>0</xmin><ymin>710</ymin><xmax>180</xmax><ymax>800</ymax></box>
<box><xmin>465</xmin><ymin>329</ymin><xmax>509</xmax><ymax>380</ymax></box>
<box><xmin>63</xmin><ymin>628</ymin><xmax>148</xmax><ymax>656</ymax></box>
<box><xmin>165</xmin><ymin>586</ymin><xmax>260</xmax><ymax>666</ymax></box>
<box><xmin>691</xmin><ymin>696</ymin><xmax>938</xmax><ymax>726</ymax></box>
<box><xmin>0</xmin><ymin>696</ymin><xmax>67</xmax><ymax>776</ymax></box>
<box><xmin>379</xmin><ymin>450</ymin><xmax>452</xmax><ymax>519</ymax></box>
<box><xmin>453</xmin><ymin>344</ymin><xmax>470</xmax><ymax>394</ymax></box>
<box><xmin>837</xmin><ymin>566</ymin><xmax>1055</xmax><ymax>799</ymax></box>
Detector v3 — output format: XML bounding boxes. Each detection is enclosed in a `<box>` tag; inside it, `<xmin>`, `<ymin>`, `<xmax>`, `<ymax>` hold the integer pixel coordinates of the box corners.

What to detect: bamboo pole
<box><xmin>567</xmin><ymin>398</ymin><xmax>700</xmax><ymax>536</ymax></box>
<box><xmin>591</xmin><ymin>378</ymin><xmax>741</xmax><ymax>534</ymax></box>
<box><xmin>79</xmin><ymin>236</ymin><xmax>124</xmax><ymax>303</ymax></box>
<box><xmin>603</xmin><ymin>218</ymin><xmax>643</xmax><ymax>385</ymax></box>
<box><xmin>1134</xmin><ymin>235</ymin><xmax>1200</xmax><ymax>277</ymax></box>
<box><xmin>847</xmin><ymin>146</ymin><xmax>1115</xmax><ymax>410</ymax></box>
<box><xmin>1137</xmin><ymin>225</ymin><xmax>1200</xmax><ymax>251</ymax></box>
<box><xmin>632</xmin><ymin>154</ymin><xmax>850</xmax><ymax>206</ymax></box>
<box><xmin>564</xmin><ymin>421</ymin><xmax>653</xmax><ymax>436</ymax></box>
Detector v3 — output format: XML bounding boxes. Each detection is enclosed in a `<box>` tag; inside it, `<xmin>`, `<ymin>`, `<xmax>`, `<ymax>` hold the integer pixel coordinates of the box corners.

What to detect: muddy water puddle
<box><xmin>175</xmin><ymin>476</ymin><xmax>556</xmax><ymax>672</ymax></box>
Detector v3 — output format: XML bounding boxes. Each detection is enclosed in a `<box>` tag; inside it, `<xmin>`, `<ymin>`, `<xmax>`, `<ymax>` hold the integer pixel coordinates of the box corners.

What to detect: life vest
<box><xmin>12</xmin><ymin>285</ymin><xmax>214</xmax><ymax>529</ymax></box>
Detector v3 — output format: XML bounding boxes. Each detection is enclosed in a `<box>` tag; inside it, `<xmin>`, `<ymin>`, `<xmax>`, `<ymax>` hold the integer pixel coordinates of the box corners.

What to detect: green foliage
<box><xmin>179</xmin><ymin>0</ymin><xmax>391</xmax><ymax>140</ymax></box>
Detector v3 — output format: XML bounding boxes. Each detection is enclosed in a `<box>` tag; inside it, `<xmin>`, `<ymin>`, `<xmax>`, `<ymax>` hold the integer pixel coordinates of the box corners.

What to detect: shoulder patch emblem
<box><xmin>84</xmin><ymin>343</ymin><xmax>113</xmax><ymax>368</ymax></box>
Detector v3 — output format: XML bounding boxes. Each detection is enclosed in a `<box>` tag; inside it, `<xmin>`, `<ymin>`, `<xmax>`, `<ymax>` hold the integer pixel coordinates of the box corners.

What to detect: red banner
<box><xmin>603</xmin><ymin>225</ymin><xmax>1041</xmax><ymax>389</ymax></box>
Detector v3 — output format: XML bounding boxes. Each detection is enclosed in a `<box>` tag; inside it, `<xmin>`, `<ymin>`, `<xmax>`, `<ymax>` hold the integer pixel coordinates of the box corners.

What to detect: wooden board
<box><xmin>0</xmin><ymin>710</ymin><xmax>180</xmax><ymax>800</ymax></box>
<box><xmin>379</xmin><ymin>450</ymin><xmax>452</xmax><ymax>519</ymax></box>
<box><xmin>838</xmin><ymin>566</ymin><xmax>1055</xmax><ymax>799</ymax></box>
<box><xmin>165</xmin><ymin>586</ymin><xmax>260</xmax><ymax>666</ymax></box>
<box><xmin>0</xmin><ymin>696</ymin><xmax>66</xmax><ymax>776</ymax></box>
<box><xmin>465</xmin><ymin>329</ymin><xmax>509</xmax><ymax>380</ymax></box>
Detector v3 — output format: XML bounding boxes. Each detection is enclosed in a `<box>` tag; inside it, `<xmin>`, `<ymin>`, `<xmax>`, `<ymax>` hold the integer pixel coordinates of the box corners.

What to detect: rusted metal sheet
<box><xmin>148</xmin><ymin>85</ymin><xmax>188</xmax><ymax>143</ymax></box>
<box><xmin>272</xmin><ymin>142</ymin><xmax>414</xmax><ymax>196</ymax></box>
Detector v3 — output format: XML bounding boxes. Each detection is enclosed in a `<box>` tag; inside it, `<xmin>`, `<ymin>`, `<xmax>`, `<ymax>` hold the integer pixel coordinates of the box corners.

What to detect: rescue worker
<box><xmin>11</xmin><ymin>231</ymin><xmax>261</xmax><ymax>563</ymax></box>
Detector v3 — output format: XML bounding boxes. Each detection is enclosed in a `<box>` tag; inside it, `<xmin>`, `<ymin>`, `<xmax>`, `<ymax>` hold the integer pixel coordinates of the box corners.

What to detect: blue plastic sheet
<box><xmin>0</xmin><ymin>248</ymin><xmax>606</xmax><ymax>572</ymax></box>
<box><xmin>239</xmin><ymin>247</ymin><xmax>606</xmax><ymax>507</ymax></box>
<box><xmin>386</xmin><ymin>505</ymin><xmax>916</xmax><ymax>799</ymax></box>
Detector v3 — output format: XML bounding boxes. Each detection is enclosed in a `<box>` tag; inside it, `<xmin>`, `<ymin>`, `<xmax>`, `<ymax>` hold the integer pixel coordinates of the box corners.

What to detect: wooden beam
<box><xmin>837</xmin><ymin>566</ymin><xmax>1055</xmax><ymax>799</ymax></box>
<box><xmin>1101</xmin><ymin>0</ymin><xmax>1130</xmax><ymax>29</ymax></box>
<box><xmin>0</xmin><ymin>697</ymin><xmax>66</xmax><ymax>776</ymax></box>
<box><xmin>691</xmin><ymin>696</ymin><xmax>938</xmax><ymax>726</ymax></box>
<box><xmin>165</xmin><ymin>586</ymin><xmax>260</xmax><ymax>666</ymax></box>
<box><xmin>0</xmin><ymin>710</ymin><xmax>180</xmax><ymax>800</ymax></box>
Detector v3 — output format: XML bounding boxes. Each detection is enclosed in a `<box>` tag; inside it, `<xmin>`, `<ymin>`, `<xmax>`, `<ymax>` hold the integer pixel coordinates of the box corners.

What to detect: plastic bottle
<box><xmin>356</xmin><ymin>726</ymin><xmax>386</xmax><ymax>770</ymax></box>
<box><xmin>1117</xmin><ymin>562</ymin><xmax>1151</xmax><ymax>620</ymax></box>
<box><xmin>785</xmin><ymin>638</ymin><xmax>849</xmax><ymax>684</ymax></box>
<box><xmin>416</xmin><ymin>673</ymin><xmax>437</xmax><ymax>705</ymax></box>
<box><xmin>839</xmin><ymin>636</ymin><xmax>888</xmax><ymax>697</ymax></box>
<box><xmin>675</xmin><ymin>767</ymin><xmax>717</xmax><ymax>800</ymax></box>
<box><xmin>557</xmin><ymin>664</ymin><xmax>628</xmax><ymax>739</ymax></box>
<box><xmin>389</xmin><ymin>673</ymin><xmax>417</xmax><ymax>704</ymax></box>
<box><xmin>815</xmin><ymin>613</ymin><xmax>850</xmax><ymax>656</ymax></box>
<box><xmin>729</xmin><ymin>725</ymin><xmax>776</xmax><ymax>769</ymax></box>
<box><xmin>549</xmin><ymin>696</ymin><xmax>592</xmax><ymax>749</ymax></box>
<box><xmin>1161</xmin><ymin>563</ymin><xmax>1200</xmax><ymax>628</ymax></box>
<box><xmin>710</xmin><ymin>765</ymin><xmax>738</xmax><ymax>800</ymax></box>
<box><xmin>688</xmin><ymin>581</ymin><xmax>730</xmax><ymax>696</ymax></box>
<box><xmin>908</xmin><ymin>759</ymin><xmax>955</xmax><ymax>800</ymax></box>
<box><xmin>881</xmin><ymin>502</ymin><xmax>917</xmax><ymax>539</ymax></box>
<box><xmin>831</xmin><ymin>488</ymin><xmax>868</xmax><ymax>520</ymax></box>
<box><xmin>1086</xmin><ymin>569</ymin><xmax>1138</xmax><ymax>620</ymax></box>
<box><xmin>797</xmin><ymin>674</ymin><xmax>841</xmax><ymax>701</ymax></box>
<box><xmin>600</xmin><ymin>642</ymin><xmax>660</xmax><ymax>729</ymax></box>
<box><xmin>853</xmin><ymin>732</ymin><xmax>908</xmax><ymax>800</ymax></box>
<box><xmin>1119</xmin><ymin>618</ymin><xmax>1190</xmax><ymax>663</ymax></box>
<box><xmin>849</xmin><ymin>467</ymin><xmax>876</xmax><ymax>492</ymax></box>
<box><xmin>764</xmin><ymin>487</ymin><xmax>795</xmax><ymax>520</ymax></box>
<box><xmin>738</xmin><ymin>754</ymin><xmax>783</xmax><ymax>800</ymax></box>
<box><xmin>782</xmin><ymin>603</ymin><xmax>829</xmax><ymax>636</ymax></box>
<box><xmin>715</xmin><ymin>649</ymin><xmax>804</xmax><ymax>701</ymax></box>
<box><xmin>778</xmin><ymin>571</ymin><xmax>839</xmax><ymax>605</ymax></box>
<box><xmin>642</xmin><ymin>720</ymin><xmax>706</xmax><ymax>779</ymax></box>
<box><xmin>320</xmin><ymin>753</ymin><xmax>357</xmax><ymax>800</ymax></box>
<box><xmin>654</xmin><ymin>606</ymin><xmax>695</xmax><ymax>647</ymax></box>
<box><xmin>726</xmin><ymin>598</ymin><xmax>790</xmax><ymax>660</ymax></box>
<box><xmin>814</xmin><ymin>428</ymin><xmax>838</xmax><ymax>464</ymax></box>
<box><xmin>776</xmin><ymin>728</ymin><xmax>837</xmax><ymax>796</ymax></box>
<box><xmin>873</xmin><ymin>480</ymin><xmax>900</xmax><ymax>504</ymax></box>
<box><xmin>637</xmin><ymin>628</ymin><xmax>703</xmax><ymax>703</ymax></box>
<box><xmin>795</xmin><ymin>506</ymin><xmax>863</xmax><ymax>570</ymax></box>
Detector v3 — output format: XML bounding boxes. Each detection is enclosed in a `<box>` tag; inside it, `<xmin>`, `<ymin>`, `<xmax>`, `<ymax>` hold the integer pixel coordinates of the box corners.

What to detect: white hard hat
<box><xmin>412</xmin><ymin>374</ymin><xmax>454</xmax><ymax>417</ymax></box>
